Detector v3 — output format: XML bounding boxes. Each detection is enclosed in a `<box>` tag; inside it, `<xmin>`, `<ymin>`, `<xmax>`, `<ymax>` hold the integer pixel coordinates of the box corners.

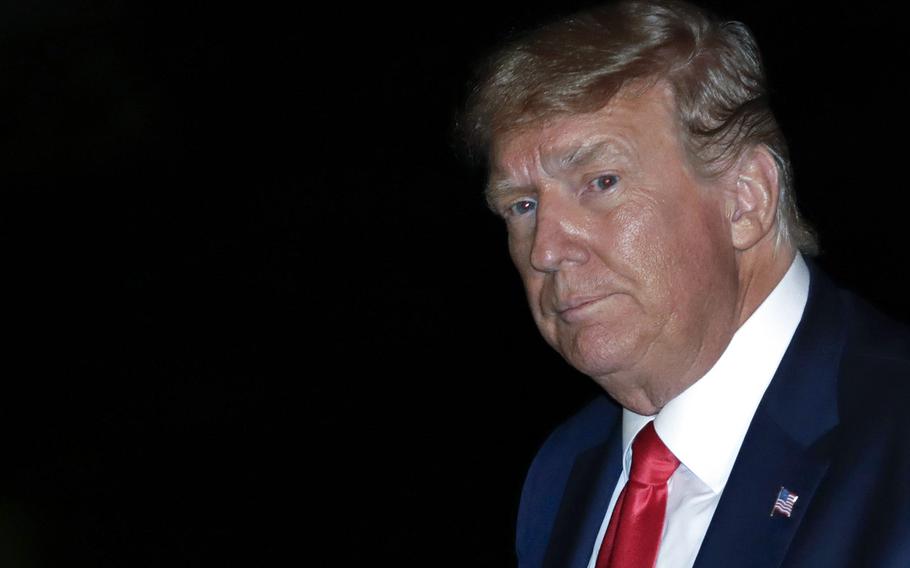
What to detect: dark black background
<box><xmin>3</xmin><ymin>1</ymin><xmax>910</xmax><ymax>566</ymax></box>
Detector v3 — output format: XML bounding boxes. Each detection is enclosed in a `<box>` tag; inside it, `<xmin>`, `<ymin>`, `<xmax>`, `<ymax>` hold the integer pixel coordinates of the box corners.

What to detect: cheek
<box><xmin>507</xmin><ymin>231</ymin><xmax>525</xmax><ymax>266</ymax></box>
<box><xmin>507</xmin><ymin>234</ymin><xmax>556</xmax><ymax>341</ymax></box>
<box><xmin>522</xmin><ymin>272</ymin><xmax>547</xmax><ymax>317</ymax></box>
<box><xmin>643</xmin><ymin>197</ymin><xmax>733</xmax><ymax>314</ymax></box>
<box><xmin>508</xmin><ymin>234</ymin><xmax>545</xmax><ymax>305</ymax></box>
<box><xmin>601</xmin><ymin>195</ymin><xmax>717</xmax><ymax>311</ymax></box>
<box><xmin>670</xmin><ymin>198</ymin><xmax>731</xmax><ymax>271</ymax></box>
<box><xmin>598</xmin><ymin>200</ymin><xmax>668</xmax><ymax>285</ymax></box>
<box><xmin>508</xmin><ymin>228</ymin><xmax>540</xmax><ymax>276</ymax></box>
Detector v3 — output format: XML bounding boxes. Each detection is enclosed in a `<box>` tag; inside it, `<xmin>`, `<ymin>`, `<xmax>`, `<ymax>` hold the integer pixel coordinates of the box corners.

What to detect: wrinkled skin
<box><xmin>487</xmin><ymin>84</ymin><xmax>792</xmax><ymax>415</ymax></box>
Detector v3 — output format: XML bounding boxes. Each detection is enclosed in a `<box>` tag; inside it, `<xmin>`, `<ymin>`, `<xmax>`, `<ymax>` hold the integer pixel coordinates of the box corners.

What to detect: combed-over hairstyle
<box><xmin>462</xmin><ymin>0</ymin><xmax>816</xmax><ymax>254</ymax></box>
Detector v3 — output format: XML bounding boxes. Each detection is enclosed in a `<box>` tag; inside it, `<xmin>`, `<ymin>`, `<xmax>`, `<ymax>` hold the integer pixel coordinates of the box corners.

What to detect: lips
<box><xmin>554</xmin><ymin>295</ymin><xmax>608</xmax><ymax>321</ymax></box>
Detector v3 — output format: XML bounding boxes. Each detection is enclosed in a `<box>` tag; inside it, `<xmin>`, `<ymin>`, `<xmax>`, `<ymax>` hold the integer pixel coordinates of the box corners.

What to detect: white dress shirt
<box><xmin>586</xmin><ymin>254</ymin><xmax>810</xmax><ymax>568</ymax></box>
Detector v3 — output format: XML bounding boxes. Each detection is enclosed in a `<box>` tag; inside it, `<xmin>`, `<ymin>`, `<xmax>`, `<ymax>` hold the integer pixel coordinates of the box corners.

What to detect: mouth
<box><xmin>554</xmin><ymin>295</ymin><xmax>608</xmax><ymax>322</ymax></box>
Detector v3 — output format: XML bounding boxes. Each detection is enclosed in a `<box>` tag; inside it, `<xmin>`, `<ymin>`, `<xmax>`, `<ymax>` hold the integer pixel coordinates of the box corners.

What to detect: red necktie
<box><xmin>595</xmin><ymin>421</ymin><xmax>680</xmax><ymax>568</ymax></box>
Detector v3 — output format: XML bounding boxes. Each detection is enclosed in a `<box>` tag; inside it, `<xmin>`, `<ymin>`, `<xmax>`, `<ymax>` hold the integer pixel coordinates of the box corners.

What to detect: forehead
<box><xmin>489</xmin><ymin>84</ymin><xmax>681</xmax><ymax>180</ymax></box>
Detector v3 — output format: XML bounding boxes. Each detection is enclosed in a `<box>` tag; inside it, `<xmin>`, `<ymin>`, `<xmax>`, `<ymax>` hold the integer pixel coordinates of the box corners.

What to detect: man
<box><xmin>461</xmin><ymin>1</ymin><xmax>910</xmax><ymax>567</ymax></box>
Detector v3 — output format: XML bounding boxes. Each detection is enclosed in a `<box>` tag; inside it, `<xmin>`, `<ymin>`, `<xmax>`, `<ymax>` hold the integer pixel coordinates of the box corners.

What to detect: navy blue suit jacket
<box><xmin>517</xmin><ymin>265</ymin><xmax>910</xmax><ymax>567</ymax></box>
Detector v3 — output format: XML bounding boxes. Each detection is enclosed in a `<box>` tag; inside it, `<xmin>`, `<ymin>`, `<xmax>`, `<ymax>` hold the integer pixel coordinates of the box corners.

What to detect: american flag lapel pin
<box><xmin>770</xmin><ymin>486</ymin><xmax>799</xmax><ymax>518</ymax></box>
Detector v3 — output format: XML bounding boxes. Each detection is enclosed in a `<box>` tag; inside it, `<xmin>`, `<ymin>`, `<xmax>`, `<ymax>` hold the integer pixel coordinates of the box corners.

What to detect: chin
<box><xmin>610</xmin><ymin>391</ymin><xmax>662</xmax><ymax>415</ymax></box>
<box><xmin>559</xmin><ymin>324</ymin><xmax>643</xmax><ymax>380</ymax></box>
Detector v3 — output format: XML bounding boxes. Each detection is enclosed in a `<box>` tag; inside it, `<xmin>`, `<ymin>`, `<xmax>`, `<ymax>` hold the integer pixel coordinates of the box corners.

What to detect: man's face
<box><xmin>488</xmin><ymin>85</ymin><xmax>741</xmax><ymax>414</ymax></box>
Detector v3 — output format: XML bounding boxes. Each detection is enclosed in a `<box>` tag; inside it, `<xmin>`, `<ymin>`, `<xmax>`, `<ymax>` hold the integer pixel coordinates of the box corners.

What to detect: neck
<box><xmin>733</xmin><ymin>240</ymin><xmax>797</xmax><ymax>329</ymax></box>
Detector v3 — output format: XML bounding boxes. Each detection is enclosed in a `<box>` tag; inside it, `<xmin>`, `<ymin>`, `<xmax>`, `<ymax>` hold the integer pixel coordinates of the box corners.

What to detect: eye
<box><xmin>506</xmin><ymin>199</ymin><xmax>537</xmax><ymax>217</ymax></box>
<box><xmin>590</xmin><ymin>174</ymin><xmax>620</xmax><ymax>192</ymax></box>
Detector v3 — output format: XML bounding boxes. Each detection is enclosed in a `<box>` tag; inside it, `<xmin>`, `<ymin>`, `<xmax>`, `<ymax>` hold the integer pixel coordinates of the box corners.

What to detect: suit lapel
<box><xmin>692</xmin><ymin>403</ymin><xmax>835</xmax><ymax>567</ymax></box>
<box><xmin>694</xmin><ymin>264</ymin><xmax>846</xmax><ymax>568</ymax></box>
<box><xmin>543</xmin><ymin>413</ymin><xmax>623</xmax><ymax>568</ymax></box>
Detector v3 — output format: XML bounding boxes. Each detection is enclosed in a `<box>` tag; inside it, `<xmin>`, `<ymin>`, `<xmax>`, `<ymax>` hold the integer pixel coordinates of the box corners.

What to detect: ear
<box><xmin>727</xmin><ymin>145</ymin><xmax>780</xmax><ymax>251</ymax></box>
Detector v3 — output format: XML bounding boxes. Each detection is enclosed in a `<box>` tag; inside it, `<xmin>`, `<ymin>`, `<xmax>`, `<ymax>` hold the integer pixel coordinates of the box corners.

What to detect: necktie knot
<box><xmin>629</xmin><ymin>421</ymin><xmax>679</xmax><ymax>486</ymax></box>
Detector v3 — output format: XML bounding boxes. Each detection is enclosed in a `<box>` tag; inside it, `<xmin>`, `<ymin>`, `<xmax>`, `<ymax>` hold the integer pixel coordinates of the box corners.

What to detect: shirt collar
<box><xmin>620</xmin><ymin>254</ymin><xmax>810</xmax><ymax>493</ymax></box>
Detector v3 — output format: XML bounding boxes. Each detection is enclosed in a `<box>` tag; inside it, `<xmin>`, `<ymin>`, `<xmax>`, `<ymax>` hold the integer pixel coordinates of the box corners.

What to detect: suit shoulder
<box><xmin>838</xmin><ymin>290</ymin><xmax>910</xmax><ymax>416</ymax></box>
<box><xmin>516</xmin><ymin>395</ymin><xmax>620</xmax><ymax>565</ymax></box>
<box><xmin>538</xmin><ymin>395</ymin><xmax>622</xmax><ymax>457</ymax></box>
<box><xmin>525</xmin><ymin>395</ymin><xmax>621</xmax><ymax>485</ymax></box>
<box><xmin>842</xmin><ymin>290</ymin><xmax>910</xmax><ymax>358</ymax></box>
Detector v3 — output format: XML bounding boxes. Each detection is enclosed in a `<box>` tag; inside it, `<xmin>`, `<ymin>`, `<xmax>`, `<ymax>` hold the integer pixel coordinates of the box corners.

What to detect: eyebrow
<box><xmin>486</xmin><ymin>139</ymin><xmax>630</xmax><ymax>204</ymax></box>
<box><xmin>484</xmin><ymin>178</ymin><xmax>524</xmax><ymax>211</ymax></box>
<box><xmin>552</xmin><ymin>139</ymin><xmax>628</xmax><ymax>171</ymax></box>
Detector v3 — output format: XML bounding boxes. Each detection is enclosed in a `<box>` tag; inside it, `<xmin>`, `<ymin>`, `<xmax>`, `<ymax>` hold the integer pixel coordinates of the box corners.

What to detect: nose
<box><xmin>529</xmin><ymin>199</ymin><xmax>589</xmax><ymax>273</ymax></box>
